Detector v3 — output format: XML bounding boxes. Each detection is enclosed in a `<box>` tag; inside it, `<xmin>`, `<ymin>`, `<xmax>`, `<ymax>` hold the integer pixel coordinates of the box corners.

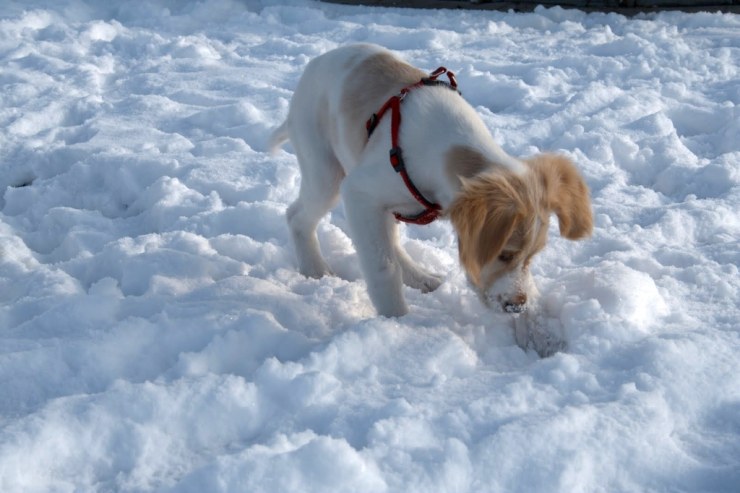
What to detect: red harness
<box><xmin>365</xmin><ymin>67</ymin><xmax>459</xmax><ymax>225</ymax></box>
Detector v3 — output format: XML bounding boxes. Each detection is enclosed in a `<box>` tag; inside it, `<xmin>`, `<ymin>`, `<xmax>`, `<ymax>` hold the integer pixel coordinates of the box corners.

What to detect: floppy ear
<box><xmin>448</xmin><ymin>175</ymin><xmax>520</xmax><ymax>286</ymax></box>
<box><xmin>528</xmin><ymin>154</ymin><xmax>593</xmax><ymax>240</ymax></box>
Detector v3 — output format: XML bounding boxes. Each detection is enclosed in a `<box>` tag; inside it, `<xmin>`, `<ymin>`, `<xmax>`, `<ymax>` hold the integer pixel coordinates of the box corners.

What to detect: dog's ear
<box><xmin>528</xmin><ymin>154</ymin><xmax>593</xmax><ymax>240</ymax></box>
<box><xmin>449</xmin><ymin>175</ymin><xmax>520</xmax><ymax>286</ymax></box>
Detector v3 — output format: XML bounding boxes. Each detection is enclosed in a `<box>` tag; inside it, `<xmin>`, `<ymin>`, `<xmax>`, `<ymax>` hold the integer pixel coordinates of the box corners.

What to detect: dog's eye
<box><xmin>498</xmin><ymin>251</ymin><xmax>516</xmax><ymax>263</ymax></box>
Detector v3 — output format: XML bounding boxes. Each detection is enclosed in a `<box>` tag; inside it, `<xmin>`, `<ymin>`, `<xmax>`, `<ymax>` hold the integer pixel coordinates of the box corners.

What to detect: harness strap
<box><xmin>365</xmin><ymin>67</ymin><xmax>459</xmax><ymax>225</ymax></box>
<box><xmin>366</xmin><ymin>67</ymin><xmax>458</xmax><ymax>138</ymax></box>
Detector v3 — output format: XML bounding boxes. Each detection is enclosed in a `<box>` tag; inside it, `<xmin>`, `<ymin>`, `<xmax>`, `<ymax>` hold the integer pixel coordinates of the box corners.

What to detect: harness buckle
<box><xmin>366</xmin><ymin>113</ymin><xmax>378</xmax><ymax>137</ymax></box>
<box><xmin>389</xmin><ymin>147</ymin><xmax>405</xmax><ymax>172</ymax></box>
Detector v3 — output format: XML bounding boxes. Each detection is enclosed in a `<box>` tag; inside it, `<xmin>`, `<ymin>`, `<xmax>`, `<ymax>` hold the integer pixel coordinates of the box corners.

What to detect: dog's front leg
<box><xmin>341</xmin><ymin>178</ymin><xmax>408</xmax><ymax>317</ymax></box>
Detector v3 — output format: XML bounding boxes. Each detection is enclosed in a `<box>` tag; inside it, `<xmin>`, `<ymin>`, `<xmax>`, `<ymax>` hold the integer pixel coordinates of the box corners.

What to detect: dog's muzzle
<box><xmin>482</xmin><ymin>291</ymin><xmax>528</xmax><ymax>314</ymax></box>
<box><xmin>502</xmin><ymin>293</ymin><xmax>528</xmax><ymax>314</ymax></box>
<box><xmin>503</xmin><ymin>301</ymin><xmax>527</xmax><ymax>314</ymax></box>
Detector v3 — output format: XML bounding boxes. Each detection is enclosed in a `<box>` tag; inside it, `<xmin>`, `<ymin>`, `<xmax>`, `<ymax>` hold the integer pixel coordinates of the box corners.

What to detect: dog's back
<box><xmin>271</xmin><ymin>44</ymin><xmax>425</xmax><ymax>170</ymax></box>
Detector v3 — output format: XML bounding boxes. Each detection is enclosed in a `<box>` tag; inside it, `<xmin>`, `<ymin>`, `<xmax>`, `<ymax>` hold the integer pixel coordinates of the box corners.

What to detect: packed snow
<box><xmin>1</xmin><ymin>0</ymin><xmax>738</xmax><ymax>491</ymax></box>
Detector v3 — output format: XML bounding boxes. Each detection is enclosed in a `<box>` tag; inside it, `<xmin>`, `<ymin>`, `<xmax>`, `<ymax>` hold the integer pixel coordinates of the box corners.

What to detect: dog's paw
<box><xmin>420</xmin><ymin>272</ymin><xmax>444</xmax><ymax>293</ymax></box>
<box><xmin>404</xmin><ymin>270</ymin><xmax>444</xmax><ymax>293</ymax></box>
<box><xmin>299</xmin><ymin>261</ymin><xmax>334</xmax><ymax>279</ymax></box>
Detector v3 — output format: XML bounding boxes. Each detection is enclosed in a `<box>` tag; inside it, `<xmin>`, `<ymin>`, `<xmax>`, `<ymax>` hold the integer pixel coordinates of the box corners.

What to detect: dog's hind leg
<box><xmin>382</xmin><ymin>216</ymin><xmax>443</xmax><ymax>292</ymax></box>
<box><xmin>286</xmin><ymin>142</ymin><xmax>344</xmax><ymax>279</ymax></box>
<box><xmin>395</xmin><ymin>244</ymin><xmax>444</xmax><ymax>293</ymax></box>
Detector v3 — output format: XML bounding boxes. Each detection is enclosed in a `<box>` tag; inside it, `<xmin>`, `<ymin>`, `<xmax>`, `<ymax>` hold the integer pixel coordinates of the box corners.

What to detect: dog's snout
<box><xmin>503</xmin><ymin>302</ymin><xmax>526</xmax><ymax>314</ymax></box>
<box><xmin>503</xmin><ymin>293</ymin><xmax>527</xmax><ymax>314</ymax></box>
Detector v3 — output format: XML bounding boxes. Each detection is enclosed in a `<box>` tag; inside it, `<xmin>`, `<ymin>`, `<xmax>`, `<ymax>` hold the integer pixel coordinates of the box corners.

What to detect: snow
<box><xmin>1</xmin><ymin>0</ymin><xmax>738</xmax><ymax>491</ymax></box>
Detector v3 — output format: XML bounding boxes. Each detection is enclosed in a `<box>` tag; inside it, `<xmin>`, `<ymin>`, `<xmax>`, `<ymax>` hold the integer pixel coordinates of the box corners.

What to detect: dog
<box><xmin>270</xmin><ymin>44</ymin><xmax>592</xmax><ymax>317</ymax></box>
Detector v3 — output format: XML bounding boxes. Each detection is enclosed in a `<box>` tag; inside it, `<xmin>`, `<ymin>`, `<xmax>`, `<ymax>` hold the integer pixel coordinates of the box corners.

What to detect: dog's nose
<box><xmin>503</xmin><ymin>294</ymin><xmax>527</xmax><ymax>314</ymax></box>
<box><xmin>503</xmin><ymin>302</ymin><xmax>526</xmax><ymax>314</ymax></box>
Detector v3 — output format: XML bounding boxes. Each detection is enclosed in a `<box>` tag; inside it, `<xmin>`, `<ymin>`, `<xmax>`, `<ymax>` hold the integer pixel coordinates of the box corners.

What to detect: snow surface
<box><xmin>1</xmin><ymin>1</ymin><xmax>739</xmax><ymax>491</ymax></box>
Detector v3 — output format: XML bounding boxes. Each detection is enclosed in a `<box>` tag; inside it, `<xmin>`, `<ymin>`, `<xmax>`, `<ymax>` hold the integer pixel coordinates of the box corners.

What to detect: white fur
<box><xmin>270</xmin><ymin>44</ymin><xmax>571</xmax><ymax>317</ymax></box>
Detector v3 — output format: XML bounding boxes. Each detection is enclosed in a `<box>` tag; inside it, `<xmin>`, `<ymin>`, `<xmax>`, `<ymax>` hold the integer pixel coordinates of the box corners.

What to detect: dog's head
<box><xmin>448</xmin><ymin>153</ymin><xmax>593</xmax><ymax>313</ymax></box>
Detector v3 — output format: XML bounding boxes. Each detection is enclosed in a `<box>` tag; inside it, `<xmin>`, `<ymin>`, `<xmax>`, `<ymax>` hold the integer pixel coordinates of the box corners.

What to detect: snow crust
<box><xmin>1</xmin><ymin>1</ymin><xmax>738</xmax><ymax>492</ymax></box>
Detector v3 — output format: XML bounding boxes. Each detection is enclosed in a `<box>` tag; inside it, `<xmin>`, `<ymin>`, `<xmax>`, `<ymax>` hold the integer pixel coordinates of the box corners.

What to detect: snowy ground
<box><xmin>1</xmin><ymin>1</ymin><xmax>738</xmax><ymax>492</ymax></box>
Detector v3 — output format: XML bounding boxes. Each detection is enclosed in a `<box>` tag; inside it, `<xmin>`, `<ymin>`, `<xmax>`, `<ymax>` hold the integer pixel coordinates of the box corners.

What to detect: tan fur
<box><xmin>527</xmin><ymin>153</ymin><xmax>593</xmax><ymax>239</ymax></box>
<box><xmin>339</xmin><ymin>52</ymin><xmax>426</xmax><ymax>158</ymax></box>
<box><xmin>449</xmin><ymin>153</ymin><xmax>591</xmax><ymax>289</ymax></box>
<box><xmin>445</xmin><ymin>145</ymin><xmax>495</xmax><ymax>185</ymax></box>
<box><xmin>449</xmin><ymin>171</ymin><xmax>530</xmax><ymax>286</ymax></box>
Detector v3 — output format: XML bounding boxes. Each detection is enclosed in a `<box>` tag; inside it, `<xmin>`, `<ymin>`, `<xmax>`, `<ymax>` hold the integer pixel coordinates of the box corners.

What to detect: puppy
<box><xmin>270</xmin><ymin>44</ymin><xmax>592</xmax><ymax>317</ymax></box>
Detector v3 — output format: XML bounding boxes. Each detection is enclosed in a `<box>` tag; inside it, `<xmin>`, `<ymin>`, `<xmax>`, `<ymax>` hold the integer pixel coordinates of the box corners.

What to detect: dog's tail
<box><xmin>268</xmin><ymin>119</ymin><xmax>290</xmax><ymax>154</ymax></box>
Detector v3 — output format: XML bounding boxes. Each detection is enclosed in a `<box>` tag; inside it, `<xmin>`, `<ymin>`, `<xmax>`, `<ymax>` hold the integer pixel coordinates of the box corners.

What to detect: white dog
<box><xmin>270</xmin><ymin>44</ymin><xmax>592</xmax><ymax>317</ymax></box>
